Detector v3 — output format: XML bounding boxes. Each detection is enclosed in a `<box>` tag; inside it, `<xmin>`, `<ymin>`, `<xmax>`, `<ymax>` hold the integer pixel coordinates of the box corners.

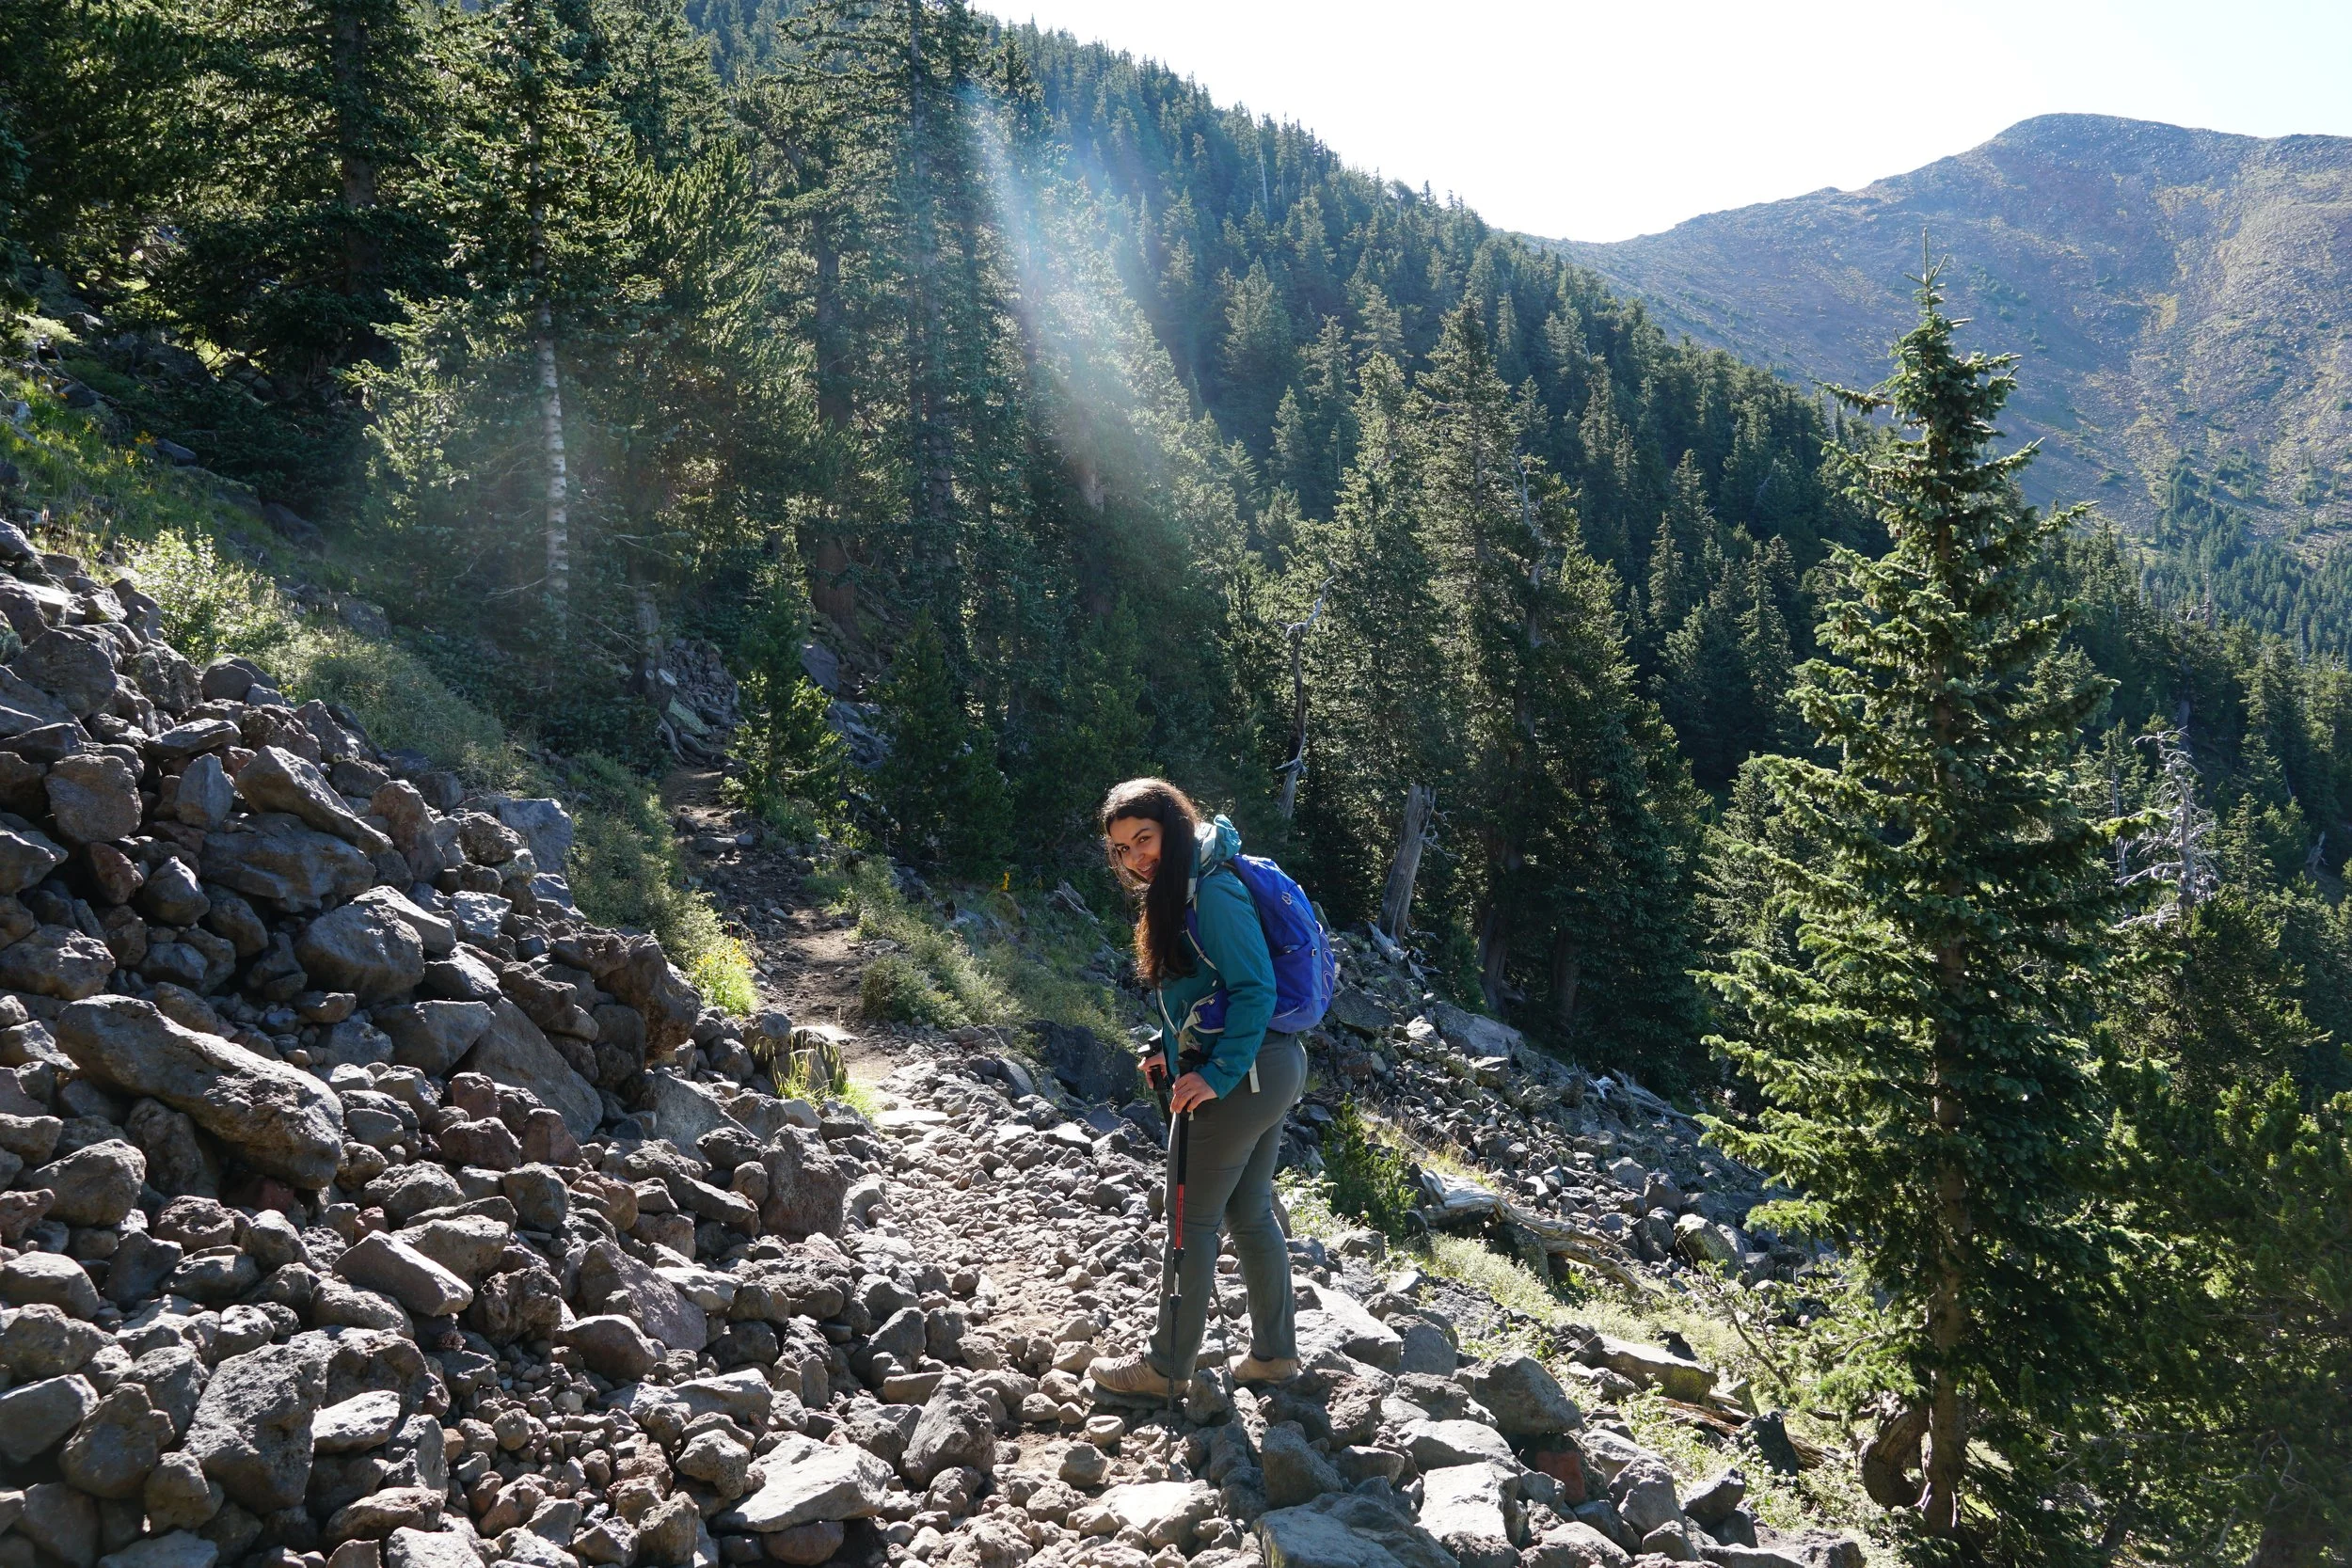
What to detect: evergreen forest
<box><xmin>4</xmin><ymin>1</ymin><xmax>2350</xmax><ymax>1560</ymax></box>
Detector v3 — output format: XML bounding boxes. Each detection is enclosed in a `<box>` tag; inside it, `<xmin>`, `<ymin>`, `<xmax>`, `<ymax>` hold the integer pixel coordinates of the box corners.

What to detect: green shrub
<box><xmin>688</xmin><ymin>934</ymin><xmax>756</xmax><ymax>1018</ymax></box>
<box><xmin>1323</xmin><ymin>1101</ymin><xmax>1424</xmax><ymax>1238</ymax></box>
<box><xmin>859</xmin><ymin>953</ymin><xmax>970</xmax><ymax>1028</ymax></box>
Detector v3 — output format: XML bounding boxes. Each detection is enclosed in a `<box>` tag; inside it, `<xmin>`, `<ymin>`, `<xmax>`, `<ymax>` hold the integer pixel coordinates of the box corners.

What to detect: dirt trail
<box><xmin>658</xmin><ymin>767</ymin><xmax>907</xmax><ymax>1085</ymax></box>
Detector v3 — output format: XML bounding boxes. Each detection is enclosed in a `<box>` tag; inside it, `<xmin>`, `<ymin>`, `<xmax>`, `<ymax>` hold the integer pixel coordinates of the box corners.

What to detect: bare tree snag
<box><xmin>1377</xmin><ymin>784</ymin><xmax>1435</xmax><ymax>940</ymax></box>
<box><xmin>1274</xmin><ymin>580</ymin><xmax>1331</xmax><ymax>820</ymax></box>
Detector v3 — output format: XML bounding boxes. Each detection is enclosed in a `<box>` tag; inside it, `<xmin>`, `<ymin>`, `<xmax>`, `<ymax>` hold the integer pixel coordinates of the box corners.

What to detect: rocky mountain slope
<box><xmin>1550</xmin><ymin>115</ymin><xmax>2352</xmax><ymax>539</ymax></box>
<box><xmin>0</xmin><ymin>456</ymin><xmax>1874</xmax><ymax>1568</ymax></box>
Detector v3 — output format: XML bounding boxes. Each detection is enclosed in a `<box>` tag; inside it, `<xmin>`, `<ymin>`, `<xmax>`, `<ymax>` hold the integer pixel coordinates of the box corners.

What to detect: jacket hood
<box><xmin>1192</xmin><ymin>814</ymin><xmax>1242</xmax><ymax>885</ymax></box>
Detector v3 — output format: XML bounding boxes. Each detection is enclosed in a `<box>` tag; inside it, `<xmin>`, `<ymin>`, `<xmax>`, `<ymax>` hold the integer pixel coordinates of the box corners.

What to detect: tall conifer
<box><xmin>1708</xmin><ymin>267</ymin><xmax>2126</xmax><ymax>1541</ymax></box>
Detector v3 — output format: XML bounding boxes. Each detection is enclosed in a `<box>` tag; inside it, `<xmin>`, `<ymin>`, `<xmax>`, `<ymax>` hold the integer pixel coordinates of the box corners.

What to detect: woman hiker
<box><xmin>1088</xmin><ymin>777</ymin><xmax>1307</xmax><ymax>1400</ymax></box>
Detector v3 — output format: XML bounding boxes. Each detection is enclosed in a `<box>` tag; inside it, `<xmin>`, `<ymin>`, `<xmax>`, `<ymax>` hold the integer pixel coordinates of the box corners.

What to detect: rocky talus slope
<box><xmin>0</xmin><ymin>523</ymin><xmax>1866</xmax><ymax>1568</ymax></box>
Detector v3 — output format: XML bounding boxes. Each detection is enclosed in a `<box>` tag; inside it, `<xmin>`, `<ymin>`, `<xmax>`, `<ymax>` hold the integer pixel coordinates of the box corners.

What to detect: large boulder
<box><xmin>1030</xmin><ymin>1020</ymin><xmax>1138</xmax><ymax>1102</ymax></box>
<box><xmin>0</xmin><ymin>925</ymin><xmax>118</xmax><ymax>1000</ymax></box>
<box><xmin>56</xmin><ymin>997</ymin><xmax>346</xmax><ymax>1187</ymax></box>
<box><xmin>0</xmin><ymin>816</ymin><xmax>65</xmax><ymax>893</ymax></box>
<box><xmin>453</xmin><ymin>998</ymin><xmax>599</xmax><ymax>1136</ymax></box>
<box><xmin>373</xmin><ymin>1001</ymin><xmax>493</xmax><ymax>1075</ymax></box>
<box><xmin>335</xmin><ymin>1233</ymin><xmax>473</xmax><ymax>1318</ymax></box>
<box><xmin>44</xmin><ymin>752</ymin><xmax>141</xmax><ymax>845</ymax></box>
<box><xmin>1256</xmin><ymin>1492</ymin><xmax>1456</xmax><ymax>1568</ymax></box>
<box><xmin>758</xmin><ymin>1127</ymin><xmax>849</xmax><ymax>1242</ymax></box>
<box><xmin>1463</xmin><ymin>1354</ymin><xmax>1581</xmax><ymax>1438</ymax></box>
<box><xmin>1419</xmin><ymin>1463</ymin><xmax>1517</xmax><ymax>1568</ymax></box>
<box><xmin>296</xmin><ymin>900</ymin><xmax>426</xmax><ymax>1003</ymax></box>
<box><xmin>717</xmin><ymin>1434</ymin><xmax>892</xmax><ymax>1531</ymax></box>
<box><xmin>182</xmin><ymin>1338</ymin><xmax>328</xmax><ymax>1512</ymax></box>
<box><xmin>13</xmin><ymin>627</ymin><xmax>117</xmax><ymax>717</ymax></box>
<box><xmin>598</xmin><ymin>934</ymin><xmax>700</xmax><ymax>1053</ymax></box>
<box><xmin>28</xmin><ymin>1139</ymin><xmax>144</xmax><ymax>1225</ymax></box>
<box><xmin>199</xmin><ymin>813</ymin><xmax>376</xmax><ymax>911</ymax></box>
<box><xmin>898</xmin><ymin>1382</ymin><xmax>995</xmax><ymax>1486</ymax></box>
<box><xmin>231</xmin><ymin>747</ymin><xmax>392</xmax><ymax>854</ymax></box>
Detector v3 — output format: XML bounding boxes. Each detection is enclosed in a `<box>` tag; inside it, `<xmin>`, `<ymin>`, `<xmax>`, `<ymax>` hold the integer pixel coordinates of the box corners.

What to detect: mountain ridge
<box><xmin>1547</xmin><ymin>113</ymin><xmax>2352</xmax><ymax>551</ymax></box>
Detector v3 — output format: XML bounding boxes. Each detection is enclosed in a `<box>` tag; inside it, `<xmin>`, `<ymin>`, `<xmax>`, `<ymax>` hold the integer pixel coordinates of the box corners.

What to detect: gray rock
<box><xmin>142</xmin><ymin>1450</ymin><xmax>223</xmax><ymax>1530</ymax></box>
<box><xmin>98</xmin><ymin>1533</ymin><xmax>216</xmax><ymax>1568</ymax></box>
<box><xmin>314</xmin><ymin>1389</ymin><xmax>405</xmax><ymax>1453</ymax></box>
<box><xmin>1524</xmin><ymin>1523</ymin><xmax>1630</xmax><ymax>1568</ymax></box>
<box><xmin>0</xmin><ymin>1301</ymin><xmax>103</xmax><ymax>1376</ymax></box>
<box><xmin>573</xmin><ymin>1241</ymin><xmax>703</xmax><ymax>1350</ymax></box>
<box><xmin>1294</xmin><ymin>1281</ymin><xmax>1403</xmax><ymax>1370</ymax></box>
<box><xmin>14</xmin><ymin>627</ymin><xmax>118</xmax><ymax>717</ymax></box>
<box><xmin>136</xmin><ymin>856</ymin><xmax>211</xmax><ymax>926</ymax></box>
<box><xmin>646</xmin><ymin>1073</ymin><xmax>749</xmax><ymax>1148</ymax></box>
<box><xmin>231</xmin><ymin>747</ymin><xmax>392</xmax><ymax>854</ymax></box>
<box><xmin>126</xmin><ymin>1344</ymin><xmax>211</xmax><ymax>1438</ymax></box>
<box><xmin>0</xmin><ymin>924</ymin><xmax>119</xmax><ymax>999</ymax></box>
<box><xmin>1585</xmin><ymin>1335</ymin><xmax>1714</xmax><ymax>1402</ymax></box>
<box><xmin>1401</xmin><ymin>1418</ymin><xmax>1516</xmax><ymax>1470</ymax></box>
<box><xmin>29</xmin><ymin>1137</ymin><xmax>145</xmax><ymax>1224</ymax></box>
<box><xmin>2</xmin><ymin>1250</ymin><xmax>102</xmax><ymax>1316</ymax></box>
<box><xmin>172</xmin><ymin>754</ymin><xmax>234</xmax><ymax>830</ymax></box>
<box><xmin>183</xmin><ymin>1338</ymin><xmax>328</xmax><ymax>1512</ymax></box>
<box><xmin>899</xmin><ymin>1381</ymin><xmax>995</xmax><ymax>1485</ymax></box>
<box><xmin>1613</xmin><ymin>1457</ymin><xmax>1683</xmax><ymax>1536</ymax></box>
<box><xmin>1260</xmin><ymin>1423</ymin><xmax>1345</xmax><ymax>1508</ymax></box>
<box><xmin>1464</xmin><ymin>1354</ymin><xmax>1582</xmax><ymax>1438</ymax></box>
<box><xmin>453</xmin><ymin>998</ymin><xmax>599</xmax><ymax>1136</ymax></box>
<box><xmin>1030</xmin><ymin>1020</ymin><xmax>1138</xmax><ymax>1102</ymax></box>
<box><xmin>757</xmin><ymin>1127</ymin><xmax>849</xmax><ymax>1241</ymax></box>
<box><xmin>387</xmin><ymin>1527</ymin><xmax>483</xmax><ymax>1568</ymax></box>
<box><xmin>0</xmin><ymin>816</ymin><xmax>65</xmax><ymax>892</ymax></box>
<box><xmin>361</xmin><ymin>1163</ymin><xmax>463</xmax><ymax>1224</ymax></box>
<box><xmin>199</xmin><ymin>812</ymin><xmax>376</xmax><ymax>912</ymax></box>
<box><xmin>396</xmin><ymin>1213</ymin><xmax>509</xmax><ymax>1283</ymax></box>
<box><xmin>351</xmin><ymin>887</ymin><xmax>455</xmax><ymax>957</ymax></box>
<box><xmin>1420</xmin><ymin>1463</ymin><xmax>1517</xmax><ymax>1568</ymax></box>
<box><xmin>556</xmin><ymin>1315</ymin><xmax>659</xmax><ymax>1382</ymax></box>
<box><xmin>150</xmin><ymin>719</ymin><xmax>239</xmax><ymax>763</ymax></box>
<box><xmin>0</xmin><ymin>1373</ymin><xmax>96</xmax><ymax>1461</ymax></box>
<box><xmin>56</xmin><ymin>996</ymin><xmax>346</xmax><ymax>1187</ymax></box>
<box><xmin>20</xmin><ymin>1480</ymin><xmax>98</xmax><ymax>1568</ymax></box>
<box><xmin>499</xmin><ymin>1164</ymin><xmax>568</xmax><ymax>1229</ymax></box>
<box><xmin>44</xmin><ymin>752</ymin><xmax>141</xmax><ymax>844</ymax></box>
<box><xmin>1255</xmin><ymin>1491</ymin><xmax>1456</xmax><ymax>1568</ymax></box>
<box><xmin>298</xmin><ymin>900</ymin><xmax>426</xmax><ymax>1004</ymax></box>
<box><xmin>1394</xmin><ymin>1320</ymin><xmax>1455</xmax><ymax>1376</ymax></box>
<box><xmin>334</xmin><ymin>1232</ymin><xmax>472</xmax><ymax>1317</ymax></box>
<box><xmin>59</xmin><ymin>1380</ymin><xmax>174</xmax><ymax>1497</ymax></box>
<box><xmin>372</xmin><ymin>1001</ymin><xmax>492</xmax><ymax>1075</ymax></box>
<box><xmin>1680</xmin><ymin>1468</ymin><xmax>1747</xmax><ymax>1528</ymax></box>
<box><xmin>717</xmin><ymin>1434</ymin><xmax>894</xmax><ymax>1530</ymax></box>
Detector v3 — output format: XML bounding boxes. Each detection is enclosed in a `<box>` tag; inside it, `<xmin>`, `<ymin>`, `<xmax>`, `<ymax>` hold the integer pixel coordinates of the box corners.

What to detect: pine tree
<box><xmin>165</xmin><ymin>0</ymin><xmax>455</xmax><ymax>384</ymax></box>
<box><xmin>873</xmin><ymin>612</ymin><xmax>1010</xmax><ymax>873</ymax></box>
<box><xmin>1708</xmin><ymin>268</ymin><xmax>2127</xmax><ymax>1543</ymax></box>
<box><xmin>1291</xmin><ymin>352</ymin><xmax>1454</xmax><ymax>917</ymax></box>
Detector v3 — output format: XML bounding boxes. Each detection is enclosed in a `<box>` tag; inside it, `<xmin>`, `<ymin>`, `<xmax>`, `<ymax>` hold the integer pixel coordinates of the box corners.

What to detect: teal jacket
<box><xmin>1152</xmin><ymin>815</ymin><xmax>1277</xmax><ymax>1099</ymax></box>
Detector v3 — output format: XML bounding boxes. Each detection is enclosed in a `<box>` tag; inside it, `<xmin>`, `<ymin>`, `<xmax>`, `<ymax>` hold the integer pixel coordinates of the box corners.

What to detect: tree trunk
<box><xmin>1277</xmin><ymin>622</ymin><xmax>1309</xmax><ymax>820</ymax></box>
<box><xmin>811</xmin><ymin>211</ymin><xmax>850</xmax><ymax>432</ymax></box>
<box><xmin>810</xmin><ymin>536</ymin><xmax>856</xmax><ymax>629</ymax></box>
<box><xmin>330</xmin><ymin>4</ymin><xmax>380</xmax><ymax>305</ymax></box>
<box><xmin>1475</xmin><ymin>895</ymin><xmax>1509</xmax><ymax>1014</ymax></box>
<box><xmin>1376</xmin><ymin>784</ymin><xmax>1434</xmax><ymax>939</ymax></box>
<box><xmin>901</xmin><ymin>0</ymin><xmax>955</xmax><ymax>552</ymax></box>
<box><xmin>1549</xmin><ymin>927</ymin><xmax>1581</xmax><ymax>1034</ymax></box>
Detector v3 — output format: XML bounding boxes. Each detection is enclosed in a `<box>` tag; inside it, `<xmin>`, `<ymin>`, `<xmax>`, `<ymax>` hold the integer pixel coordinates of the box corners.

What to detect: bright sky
<box><xmin>1002</xmin><ymin>1</ymin><xmax>2352</xmax><ymax>243</ymax></box>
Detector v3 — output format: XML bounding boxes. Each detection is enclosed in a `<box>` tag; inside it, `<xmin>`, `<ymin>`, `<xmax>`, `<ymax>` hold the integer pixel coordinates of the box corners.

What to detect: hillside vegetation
<box><xmin>7</xmin><ymin>5</ymin><xmax>2352</xmax><ymax>1560</ymax></box>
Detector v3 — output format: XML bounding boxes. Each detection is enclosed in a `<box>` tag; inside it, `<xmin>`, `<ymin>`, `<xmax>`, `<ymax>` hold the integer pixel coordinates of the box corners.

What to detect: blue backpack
<box><xmin>1184</xmin><ymin>855</ymin><xmax>1339</xmax><ymax>1036</ymax></box>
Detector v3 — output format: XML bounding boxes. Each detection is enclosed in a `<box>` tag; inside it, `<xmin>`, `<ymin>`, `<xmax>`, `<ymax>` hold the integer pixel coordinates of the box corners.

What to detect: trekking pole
<box><xmin>1161</xmin><ymin>1104</ymin><xmax>1191</xmax><ymax>1417</ymax></box>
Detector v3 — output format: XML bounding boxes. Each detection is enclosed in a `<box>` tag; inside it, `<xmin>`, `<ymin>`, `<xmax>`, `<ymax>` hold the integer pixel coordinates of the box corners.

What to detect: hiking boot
<box><xmin>1229</xmin><ymin>1354</ymin><xmax>1300</xmax><ymax>1385</ymax></box>
<box><xmin>1088</xmin><ymin>1354</ymin><xmax>1177</xmax><ymax>1399</ymax></box>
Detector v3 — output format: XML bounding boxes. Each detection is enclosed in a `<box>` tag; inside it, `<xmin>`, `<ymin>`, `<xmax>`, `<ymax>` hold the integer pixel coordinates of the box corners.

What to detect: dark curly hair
<box><xmin>1101</xmin><ymin>777</ymin><xmax>1200</xmax><ymax>987</ymax></box>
